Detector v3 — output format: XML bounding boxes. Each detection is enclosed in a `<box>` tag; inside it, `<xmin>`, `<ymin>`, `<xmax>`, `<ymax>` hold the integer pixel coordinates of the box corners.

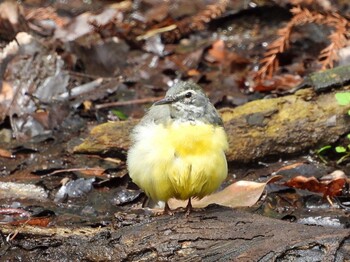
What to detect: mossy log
<box><xmin>74</xmin><ymin>88</ymin><xmax>350</xmax><ymax>163</ymax></box>
<box><xmin>1</xmin><ymin>206</ymin><xmax>349</xmax><ymax>261</ymax></box>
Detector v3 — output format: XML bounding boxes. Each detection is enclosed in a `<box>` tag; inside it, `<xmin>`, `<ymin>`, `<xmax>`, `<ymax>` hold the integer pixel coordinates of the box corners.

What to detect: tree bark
<box><xmin>1</xmin><ymin>206</ymin><xmax>349</xmax><ymax>261</ymax></box>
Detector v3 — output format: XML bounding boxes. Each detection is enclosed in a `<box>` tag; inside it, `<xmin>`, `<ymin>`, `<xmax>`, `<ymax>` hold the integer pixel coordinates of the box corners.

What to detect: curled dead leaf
<box><xmin>168</xmin><ymin>175</ymin><xmax>282</xmax><ymax>209</ymax></box>
<box><xmin>284</xmin><ymin>174</ymin><xmax>346</xmax><ymax>198</ymax></box>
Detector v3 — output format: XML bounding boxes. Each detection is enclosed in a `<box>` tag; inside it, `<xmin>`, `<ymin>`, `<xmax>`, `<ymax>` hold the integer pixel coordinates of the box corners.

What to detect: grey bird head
<box><xmin>152</xmin><ymin>81</ymin><xmax>223</xmax><ymax>126</ymax></box>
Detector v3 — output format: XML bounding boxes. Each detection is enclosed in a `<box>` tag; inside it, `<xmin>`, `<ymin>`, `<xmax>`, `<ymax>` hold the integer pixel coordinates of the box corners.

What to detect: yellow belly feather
<box><xmin>127</xmin><ymin>122</ymin><xmax>228</xmax><ymax>201</ymax></box>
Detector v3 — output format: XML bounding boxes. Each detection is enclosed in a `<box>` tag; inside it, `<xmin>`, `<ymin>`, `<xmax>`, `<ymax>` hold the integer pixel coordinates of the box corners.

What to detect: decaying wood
<box><xmin>1</xmin><ymin>206</ymin><xmax>349</xmax><ymax>261</ymax></box>
<box><xmin>74</xmin><ymin>88</ymin><xmax>350</xmax><ymax>162</ymax></box>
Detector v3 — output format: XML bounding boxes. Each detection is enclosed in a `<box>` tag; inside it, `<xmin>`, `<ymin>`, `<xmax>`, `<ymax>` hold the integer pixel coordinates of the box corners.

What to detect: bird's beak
<box><xmin>154</xmin><ymin>96</ymin><xmax>177</xmax><ymax>105</ymax></box>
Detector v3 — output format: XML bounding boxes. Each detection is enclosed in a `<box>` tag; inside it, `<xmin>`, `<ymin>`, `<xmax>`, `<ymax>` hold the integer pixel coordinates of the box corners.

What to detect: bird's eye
<box><xmin>185</xmin><ymin>92</ymin><xmax>192</xmax><ymax>98</ymax></box>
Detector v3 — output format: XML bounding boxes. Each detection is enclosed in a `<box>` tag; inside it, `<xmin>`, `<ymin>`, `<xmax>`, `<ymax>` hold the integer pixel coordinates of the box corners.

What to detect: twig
<box><xmin>41</xmin><ymin>167</ymin><xmax>106</xmax><ymax>178</ymax></box>
<box><xmin>136</xmin><ymin>25</ymin><xmax>177</xmax><ymax>41</ymax></box>
<box><xmin>0</xmin><ymin>208</ymin><xmax>31</xmax><ymax>217</ymax></box>
<box><xmin>95</xmin><ymin>96</ymin><xmax>163</xmax><ymax>109</ymax></box>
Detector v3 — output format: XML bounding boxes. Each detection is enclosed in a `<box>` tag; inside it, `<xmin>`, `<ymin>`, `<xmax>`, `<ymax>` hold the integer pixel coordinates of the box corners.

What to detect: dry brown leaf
<box><xmin>187</xmin><ymin>69</ymin><xmax>200</xmax><ymax>76</ymax></box>
<box><xmin>275</xmin><ymin>162</ymin><xmax>304</xmax><ymax>172</ymax></box>
<box><xmin>10</xmin><ymin>216</ymin><xmax>52</xmax><ymax>227</ymax></box>
<box><xmin>284</xmin><ymin>175</ymin><xmax>346</xmax><ymax>197</ymax></box>
<box><xmin>79</xmin><ymin>167</ymin><xmax>106</xmax><ymax>177</ymax></box>
<box><xmin>0</xmin><ymin>148</ymin><xmax>13</xmax><ymax>159</ymax></box>
<box><xmin>206</xmin><ymin>39</ymin><xmax>226</xmax><ymax>63</ymax></box>
<box><xmin>168</xmin><ymin>176</ymin><xmax>282</xmax><ymax>209</ymax></box>
<box><xmin>253</xmin><ymin>74</ymin><xmax>302</xmax><ymax>92</ymax></box>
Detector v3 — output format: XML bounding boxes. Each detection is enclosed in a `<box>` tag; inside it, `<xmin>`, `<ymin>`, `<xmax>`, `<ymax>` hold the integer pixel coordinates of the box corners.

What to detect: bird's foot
<box><xmin>163</xmin><ymin>202</ymin><xmax>174</xmax><ymax>216</ymax></box>
<box><xmin>184</xmin><ymin>198</ymin><xmax>192</xmax><ymax>217</ymax></box>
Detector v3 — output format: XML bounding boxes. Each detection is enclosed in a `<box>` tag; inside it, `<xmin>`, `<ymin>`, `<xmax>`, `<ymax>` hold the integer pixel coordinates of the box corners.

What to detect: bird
<box><xmin>127</xmin><ymin>81</ymin><xmax>228</xmax><ymax>215</ymax></box>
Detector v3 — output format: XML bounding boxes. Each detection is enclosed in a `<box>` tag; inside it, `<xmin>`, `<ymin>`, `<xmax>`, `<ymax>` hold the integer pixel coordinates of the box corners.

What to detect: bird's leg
<box><xmin>185</xmin><ymin>198</ymin><xmax>192</xmax><ymax>217</ymax></box>
<box><xmin>164</xmin><ymin>202</ymin><xmax>174</xmax><ymax>216</ymax></box>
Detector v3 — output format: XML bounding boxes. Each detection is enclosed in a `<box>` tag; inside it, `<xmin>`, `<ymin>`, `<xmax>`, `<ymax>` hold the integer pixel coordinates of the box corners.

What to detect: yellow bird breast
<box><xmin>127</xmin><ymin>122</ymin><xmax>228</xmax><ymax>202</ymax></box>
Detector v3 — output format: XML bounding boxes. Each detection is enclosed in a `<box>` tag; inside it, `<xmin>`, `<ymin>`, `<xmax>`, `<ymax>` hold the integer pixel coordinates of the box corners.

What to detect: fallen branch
<box><xmin>74</xmin><ymin>87</ymin><xmax>350</xmax><ymax>163</ymax></box>
<box><xmin>1</xmin><ymin>206</ymin><xmax>349</xmax><ymax>260</ymax></box>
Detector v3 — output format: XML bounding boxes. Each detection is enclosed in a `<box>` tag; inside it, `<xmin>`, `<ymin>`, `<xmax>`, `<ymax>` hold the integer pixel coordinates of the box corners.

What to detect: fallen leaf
<box><xmin>10</xmin><ymin>216</ymin><xmax>52</xmax><ymax>227</ymax></box>
<box><xmin>320</xmin><ymin>170</ymin><xmax>347</xmax><ymax>181</ymax></box>
<box><xmin>326</xmin><ymin>179</ymin><xmax>346</xmax><ymax>197</ymax></box>
<box><xmin>206</xmin><ymin>39</ymin><xmax>226</xmax><ymax>63</ymax></box>
<box><xmin>54</xmin><ymin>8</ymin><xmax>122</xmax><ymax>42</ymax></box>
<box><xmin>253</xmin><ymin>74</ymin><xmax>302</xmax><ymax>92</ymax></box>
<box><xmin>284</xmin><ymin>174</ymin><xmax>346</xmax><ymax>197</ymax></box>
<box><xmin>32</xmin><ymin>110</ymin><xmax>50</xmax><ymax>129</ymax></box>
<box><xmin>0</xmin><ymin>148</ymin><xmax>13</xmax><ymax>158</ymax></box>
<box><xmin>275</xmin><ymin>162</ymin><xmax>304</xmax><ymax>172</ymax></box>
<box><xmin>205</xmin><ymin>39</ymin><xmax>250</xmax><ymax>71</ymax></box>
<box><xmin>168</xmin><ymin>176</ymin><xmax>282</xmax><ymax>209</ymax></box>
<box><xmin>285</xmin><ymin>176</ymin><xmax>324</xmax><ymax>193</ymax></box>
<box><xmin>187</xmin><ymin>69</ymin><xmax>200</xmax><ymax>76</ymax></box>
<box><xmin>24</xmin><ymin>6</ymin><xmax>68</xmax><ymax>28</ymax></box>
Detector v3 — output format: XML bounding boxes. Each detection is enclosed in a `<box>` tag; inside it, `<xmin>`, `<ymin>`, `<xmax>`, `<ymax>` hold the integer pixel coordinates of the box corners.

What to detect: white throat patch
<box><xmin>173</xmin><ymin>101</ymin><xmax>206</xmax><ymax>123</ymax></box>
